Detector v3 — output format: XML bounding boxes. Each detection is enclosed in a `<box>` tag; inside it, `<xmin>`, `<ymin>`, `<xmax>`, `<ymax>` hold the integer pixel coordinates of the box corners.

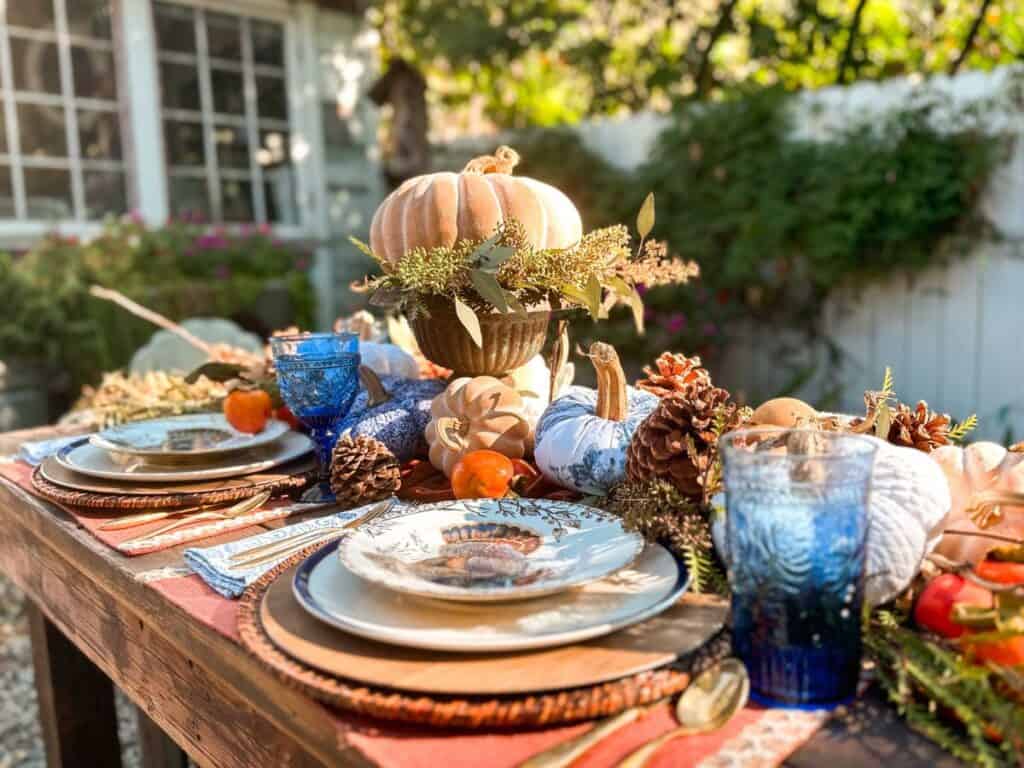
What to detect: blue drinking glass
<box><xmin>270</xmin><ymin>332</ymin><xmax>360</xmax><ymax>502</ymax></box>
<box><xmin>719</xmin><ymin>428</ymin><xmax>877</xmax><ymax>708</ymax></box>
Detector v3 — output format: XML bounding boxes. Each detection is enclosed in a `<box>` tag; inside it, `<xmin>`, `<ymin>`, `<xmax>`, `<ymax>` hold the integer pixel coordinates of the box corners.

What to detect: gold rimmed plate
<box><xmin>90</xmin><ymin>414</ymin><xmax>290</xmax><ymax>461</ymax></box>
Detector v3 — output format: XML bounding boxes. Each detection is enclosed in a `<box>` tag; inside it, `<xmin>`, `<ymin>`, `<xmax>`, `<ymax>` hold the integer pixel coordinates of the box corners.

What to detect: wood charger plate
<box><xmin>238</xmin><ymin>545</ymin><xmax>730</xmax><ymax>729</ymax></box>
<box><xmin>31</xmin><ymin>456</ymin><xmax>315</xmax><ymax>510</ymax></box>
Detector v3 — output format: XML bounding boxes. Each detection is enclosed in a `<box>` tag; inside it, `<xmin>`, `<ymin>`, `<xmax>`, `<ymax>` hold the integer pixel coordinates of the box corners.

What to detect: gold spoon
<box><xmin>616</xmin><ymin>659</ymin><xmax>749</xmax><ymax>768</ymax></box>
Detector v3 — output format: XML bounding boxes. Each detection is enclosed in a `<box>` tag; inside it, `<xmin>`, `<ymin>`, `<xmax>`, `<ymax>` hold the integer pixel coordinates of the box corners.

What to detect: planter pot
<box><xmin>411</xmin><ymin>299</ymin><xmax>550</xmax><ymax>377</ymax></box>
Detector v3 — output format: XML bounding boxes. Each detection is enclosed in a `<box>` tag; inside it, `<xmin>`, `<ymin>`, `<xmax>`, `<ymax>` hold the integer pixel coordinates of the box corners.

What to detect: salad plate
<box><xmin>90</xmin><ymin>414</ymin><xmax>290</xmax><ymax>460</ymax></box>
<box><xmin>294</xmin><ymin>539</ymin><xmax>688</xmax><ymax>653</ymax></box>
<box><xmin>55</xmin><ymin>431</ymin><xmax>313</xmax><ymax>482</ymax></box>
<box><xmin>337</xmin><ymin>498</ymin><xmax>645</xmax><ymax>603</ymax></box>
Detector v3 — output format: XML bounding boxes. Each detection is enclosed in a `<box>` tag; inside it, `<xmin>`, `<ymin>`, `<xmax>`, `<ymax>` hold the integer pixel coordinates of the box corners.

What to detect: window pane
<box><xmin>206</xmin><ymin>12</ymin><xmax>242</xmax><ymax>61</ymax></box>
<box><xmin>7</xmin><ymin>2</ymin><xmax>56</xmax><ymax>31</ymax></box>
<box><xmin>66</xmin><ymin>0</ymin><xmax>113</xmax><ymax>40</ymax></box>
<box><xmin>169</xmin><ymin>176</ymin><xmax>210</xmax><ymax>220</ymax></box>
<box><xmin>79</xmin><ymin>110</ymin><xmax>121</xmax><ymax>160</ymax></box>
<box><xmin>84</xmin><ymin>171</ymin><xmax>126</xmax><ymax>219</ymax></box>
<box><xmin>164</xmin><ymin>120</ymin><xmax>205</xmax><ymax>166</ymax></box>
<box><xmin>264</xmin><ymin>174</ymin><xmax>296</xmax><ymax>225</ymax></box>
<box><xmin>10</xmin><ymin>37</ymin><xmax>61</xmax><ymax>94</ymax></box>
<box><xmin>0</xmin><ymin>165</ymin><xmax>14</xmax><ymax>218</ymax></box>
<box><xmin>160</xmin><ymin>61</ymin><xmax>201</xmax><ymax>111</ymax></box>
<box><xmin>72</xmin><ymin>46</ymin><xmax>117</xmax><ymax>100</ymax></box>
<box><xmin>251</xmin><ymin>21</ymin><xmax>284</xmax><ymax>68</ymax></box>
<box><xmin>256</xmin><ymin>76</ymin><xmax>287</xmax><ymax>120</ymax></box>
<box><xmin>17</xmin><ymin>103</ymin><xmax>67</xmax><ymax>157</ymax></box>
<box><xmin>24</xmin><ymin>168</ymin><xmax>72</xmax><ymax>219</ymax></box>
<box><xmin>211</xmin><ymin>69</ymin><xmax>244</xmax><ymax>115</ymax></box>
<box><xmin>214</xmin><ymin>124</ymin><xmax>248</xmax><ymax>169</ymax></box>
<box><xmin>154</xmin><ymin>3</ymin><xmax>196</xmax><ymax>54</ymax></box>
<box><xmin>221</xmin><ymin>178</ymin><xmax>254</xmax><ymax>221</ymax></box>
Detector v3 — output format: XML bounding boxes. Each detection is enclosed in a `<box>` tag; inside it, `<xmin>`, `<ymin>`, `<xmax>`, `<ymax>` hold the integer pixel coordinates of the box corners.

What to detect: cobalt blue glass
<box><xmin>720</xmin><ymin>428</ymin><xmax>877</xmax><ymax>708</ymax></box>
<box><xmin>270</xmin><ymin>332</ymin><xmax>360</xmax><ymax>502</ymax></box>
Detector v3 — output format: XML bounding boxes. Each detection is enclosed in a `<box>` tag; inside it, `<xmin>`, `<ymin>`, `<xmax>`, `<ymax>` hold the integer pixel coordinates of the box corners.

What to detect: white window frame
<box><xmin>0</xmin><ymin>0</ymin><xmax>329</xmax><ymax>252</ymax></box>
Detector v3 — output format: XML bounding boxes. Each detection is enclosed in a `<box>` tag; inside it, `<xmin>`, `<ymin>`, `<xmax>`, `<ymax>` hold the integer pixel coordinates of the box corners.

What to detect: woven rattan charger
<box><xmin>237</xmin><ymin>544</ymin><xmax>730</xmax><ymax>729</ymax></box>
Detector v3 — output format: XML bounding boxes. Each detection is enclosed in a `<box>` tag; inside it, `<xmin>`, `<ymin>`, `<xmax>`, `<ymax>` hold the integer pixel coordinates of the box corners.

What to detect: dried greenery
<box><xmin>65</xmin><ymin>370</ymin><xmax>226</xmax><ymax>429</ymax></box>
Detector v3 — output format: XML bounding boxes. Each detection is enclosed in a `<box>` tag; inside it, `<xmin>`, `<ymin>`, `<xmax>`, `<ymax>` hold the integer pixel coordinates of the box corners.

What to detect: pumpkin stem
<box><xmin>434</xmin><ymin>416</ymin><xmax>469</xmax><ymax>452</ymax></box>
<box><xmin>590</xmin><ymin>342</ymin><xmax>628</xmax><ymax>422</ymax></box>
<box><xmin>358</xmin><ymin>365</ymin><xmax>391</xmax><ymax>407</ymax></box>
<box><xmin>463</xmin><ymin>146</ymin><xmax>520</xmax><ymax>175</ymax></box>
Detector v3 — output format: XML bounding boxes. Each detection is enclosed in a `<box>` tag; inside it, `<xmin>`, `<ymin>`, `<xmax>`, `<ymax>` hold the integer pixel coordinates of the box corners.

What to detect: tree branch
<box><xmin>837</xmin><ymin>0</ymin><xmax>870</xmax><ymax>84</ymax></box>
<box><xmin>949</xmin><ymin>0</ymin><xmax>995</xmax><ymax>75</ymax></box>
<box><xmin>694</xmin><ymin>0</ymin><xmax>740</xmax><ymax>97</ymax></box>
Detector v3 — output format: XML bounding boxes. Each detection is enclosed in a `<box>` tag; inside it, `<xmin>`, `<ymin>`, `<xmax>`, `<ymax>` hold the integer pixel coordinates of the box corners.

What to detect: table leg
<box><xmin>27</xmin><ymin>601</ymin><xmax>122</xmax><ymax>768</ymax></box>
<box><xmin>137</xmin><ymin>706</ymin><xmax>189</xmax><ymax>768</ymax></box>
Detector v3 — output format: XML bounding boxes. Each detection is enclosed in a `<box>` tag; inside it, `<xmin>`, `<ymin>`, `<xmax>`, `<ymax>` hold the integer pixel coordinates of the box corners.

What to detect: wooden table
<box><xmin>0</xmin><ymin>427</ymin><xmax>965</xmax><ymax>768</ymax></box>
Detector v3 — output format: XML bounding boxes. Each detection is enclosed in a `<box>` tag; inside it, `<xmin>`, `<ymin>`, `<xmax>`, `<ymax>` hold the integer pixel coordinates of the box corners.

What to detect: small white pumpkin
<box><xmin>535</xmin><ymin>342</ymin><xmax>658</xmax><ymax>495</ymax></box>
<box><xmin>502</xmin><ymin>354</ymin><xmax>575</xmax><ymax>452</ymax></box>
<box><xmin>932</xmin><ymin>442</ymin><xmax>1024</xmax><ymax>564</ymax></box>
<box><xmin>334</xmin><ymin>310</ymin><xmax>420</xmax><ymax>379</ymax></box>
<box><xmin>712</xmin><ymin>435</ymin><xmax>951</xmax><ymax>607</ymax></box>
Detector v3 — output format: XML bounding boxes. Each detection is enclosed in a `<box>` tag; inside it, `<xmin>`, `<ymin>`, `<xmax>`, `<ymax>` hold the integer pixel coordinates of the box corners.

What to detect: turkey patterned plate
<box><xmin>90</xmin><ymin>414</ymin><xmax>290</xmax><ymax>460</ymax></box>
<box><xmin>337</xmin><ymin>498</ymin><xmax>645</xmax><ymax>603</ymax></box>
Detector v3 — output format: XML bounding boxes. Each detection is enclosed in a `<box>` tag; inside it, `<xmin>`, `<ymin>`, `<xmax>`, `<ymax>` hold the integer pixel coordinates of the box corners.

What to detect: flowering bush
<box><xmin>1</xmin><ymin>216</ymin><xmax>315</xmax><ymax>397</ymax></box>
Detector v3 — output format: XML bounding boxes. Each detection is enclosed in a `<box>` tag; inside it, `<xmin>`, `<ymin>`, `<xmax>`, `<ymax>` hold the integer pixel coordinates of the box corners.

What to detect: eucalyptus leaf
<box><xmin>584</xmin><ymin>274</ymin><xmax>603</xmax><ymax>320</ymax></box>
<box><xmin>504</xmin><ymin>290</ymin><xmax>526</xmax><ymax>314</ymax></box>
<box><xmin>469</xmin><ymin>269</ymin><xmax>510</xmax><ymax>313</ymax></box>
<box><xmin>479</xmin><ymin>245</ymin><xmax>515</xmax><ymax>272</ymax></box>
<box><xmin>625</xmin><ymin>287</ymin><xmax>645</xmax><ymax>335</ymax></box>
<box><xmin>470</xmin><ymin>233</ymin><xmax>501</xmax><ymax>263</ymax></box>
<box><xmin>637</xmin><ymin>192</ymin><xmax>655</xmax><ymax>239</ymax></box>
<box><xmin>185</xmin><ymin>361</ymin><xmax>248</xmax><ymax>384</ymax></box>
<box><xmin>454</xmin><ymin>296</ymin><xmax>483</xmax><ymax>347</ymax></box>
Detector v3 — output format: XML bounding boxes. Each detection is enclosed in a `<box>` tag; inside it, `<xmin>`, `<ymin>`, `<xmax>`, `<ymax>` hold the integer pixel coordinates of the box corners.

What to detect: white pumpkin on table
<box><xmin>334</xmin><ymin>310</ymin><xmax>419</xmax><ymax>380</ymax></box>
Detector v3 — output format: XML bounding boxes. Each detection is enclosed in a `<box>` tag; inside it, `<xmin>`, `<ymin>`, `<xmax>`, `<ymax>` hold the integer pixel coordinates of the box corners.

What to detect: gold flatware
<box><xmin>226</xmin><ymin>498</ymin><xmax>393</xmax><ymax>570</ymax></box>
<box><xmin>516</xmin><ymin>698</ymin><xmax>667</xmax><ymax>768</ymax></box>
<box><xmin>100</xmin><ymin>501</ymin><xmax>225</xmax><ymax>530</ymax></box>
<box><xmin>616</xmin><ymin>659</ymin><xmax>749</xmax><ymax>768</ymax></box>
<box><xmin>119</xmin><ymin>492</ymin><xmax>271</xmax><ymax>547</ymax></box>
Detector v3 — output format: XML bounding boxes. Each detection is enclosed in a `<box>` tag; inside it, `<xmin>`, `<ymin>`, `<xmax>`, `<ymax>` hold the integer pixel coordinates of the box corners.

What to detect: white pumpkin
<box><xmin>535</xmin><ymin>343</ymin><xmax>657</xmax><ymax>495</ymax></box>
<box><xmin>359</xmin><ymin>341</ymin><xmax>419</xmax><ymax>379</ymax></box>
<box><xmin>502</xmin><ymin>354</ymin><xmax>575</xmax><ymax>451</ymax></box>
<box><xmin>932</xmin><ymin>442</ymin><xmax>1024</xmax><ymax>564</ymax></box>
<box><xmin>712</xmin><ymin>435</ymin><xmax>951</xmax><ymax>607</ymax></box>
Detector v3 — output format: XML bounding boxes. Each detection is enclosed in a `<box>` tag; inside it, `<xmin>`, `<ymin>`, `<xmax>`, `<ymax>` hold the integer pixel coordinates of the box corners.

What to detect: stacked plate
<box><xmin>40</xmin><ymin>413</ymin><xmax>313</xmax><ymax>488</ymax></box>
<box><xmin>293</xmin><ymin>498</ymin><xmax>690</xmax><ymax>652</ymax></box>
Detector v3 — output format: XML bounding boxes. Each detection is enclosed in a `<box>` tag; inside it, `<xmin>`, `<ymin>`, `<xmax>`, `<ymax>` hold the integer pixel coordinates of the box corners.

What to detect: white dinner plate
<box><xmin>337</xmin><ymin>498</ymin><xmax>645</xmax><ymax>603</ymax></box>
<box><xmin>294</xmin><ymin>540</ymin><xmax>688</xmax><ymax>653</ymax></box>
<box><xmin>55</xmin><ymin>431</ymin><xmax>313</xmax><ymax>482</ymax></box>
<box><xmin>90</xmin><ymin>414</ymin><xmax>290</xmax><ymax>460</ymax></box>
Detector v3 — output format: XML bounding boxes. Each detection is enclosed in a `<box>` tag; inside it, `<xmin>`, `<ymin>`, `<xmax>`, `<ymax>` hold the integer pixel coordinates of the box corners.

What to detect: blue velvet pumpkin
<box><xmin>337</xmin><ymin>368</ymin><xmax>445</xmax><ymax>462</ymax></box>
<box><xmin>534</xmin><ymin>343</ymin><xmax>658</xmax><ymax>495</ymax></box>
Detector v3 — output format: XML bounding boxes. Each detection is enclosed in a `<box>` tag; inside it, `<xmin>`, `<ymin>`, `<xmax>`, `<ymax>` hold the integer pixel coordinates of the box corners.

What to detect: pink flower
<box><xmin>258</xmin><ymin>222</ymin><xmax>272</xmax><ymax>236</ymax></box>
<box><xmin>660</xmin><ymin>312</ymin><xmax>686</xmax><ymax>334</ymax></box>
<box><xmin>196</xmin><ymin>233</ymin><xmax>229</xmax><ymax>250</ymax></box>
<box><xmin>635</xmin><ymin>283</ymin><xmax>648</xmax><ymax>296</ymax></box>
<box><xmin>294</xmin><ymin>256</ymin><xmax>310</xmax><ymax>271</ymax></box>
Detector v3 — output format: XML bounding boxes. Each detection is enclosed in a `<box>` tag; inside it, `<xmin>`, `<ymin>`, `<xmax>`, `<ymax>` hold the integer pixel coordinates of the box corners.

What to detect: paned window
<box><xmin>153</xmin><ymin>2</ymin><xmax>296</xmax><ymax>224</ymax></box>
<box><xmin>0</xmin><ymin>0</ymin><xmax>126</xmax><ymax>220</ymax></box>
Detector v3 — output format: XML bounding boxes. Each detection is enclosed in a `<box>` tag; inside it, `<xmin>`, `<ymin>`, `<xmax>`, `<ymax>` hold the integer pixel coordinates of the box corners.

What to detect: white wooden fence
<box><xmin>435</xmin><ymin>65</ymin><xmax>1024</xmax><ymax>440</ymax></box>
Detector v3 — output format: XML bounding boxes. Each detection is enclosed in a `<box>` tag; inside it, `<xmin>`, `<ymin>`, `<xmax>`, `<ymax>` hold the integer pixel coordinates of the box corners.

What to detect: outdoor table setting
<box><xmin>1</xmin><ymin>146</ymin><xmax>1022</xmax><ymax>768</ymax></box>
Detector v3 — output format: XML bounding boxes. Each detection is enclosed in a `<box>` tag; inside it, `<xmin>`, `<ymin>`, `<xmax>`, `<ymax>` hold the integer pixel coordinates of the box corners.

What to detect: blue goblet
<box><xmin>270</xmin><ymin>332</ymin><xmax>360</xmax><ymax>502</ymax></box>
<box><xmin>720</xmin><ymin>428</ymin><xmax>877</xmax><ymax>708</ymax></box>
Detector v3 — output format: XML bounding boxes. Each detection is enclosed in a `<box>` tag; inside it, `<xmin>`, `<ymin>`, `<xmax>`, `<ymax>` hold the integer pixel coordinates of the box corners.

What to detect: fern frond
<box><xmin>881</xmin><ymin>366</ymin><xmax>895</xmax><ymax>399</ymax></box>
<box><xmin>949</xmin><ymin>414</ymin><xmax>978</xmax><ymax>442</ymax></box>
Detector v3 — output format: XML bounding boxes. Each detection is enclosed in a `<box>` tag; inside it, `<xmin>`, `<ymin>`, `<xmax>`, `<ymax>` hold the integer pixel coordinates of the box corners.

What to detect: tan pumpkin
<box><xmin>425</xmin><ymin>376</ymin><xmax>533</xmax><ymax>477</ymax></box>
<box><xmin>369</xmin><ymin>146</ymin><xmax>583</xmax><ymax>266</ymax></box>
<box><xmin>932</xmin><ymin>442</ymin><xmax>1024</xmax><ymax>563</ymax></box>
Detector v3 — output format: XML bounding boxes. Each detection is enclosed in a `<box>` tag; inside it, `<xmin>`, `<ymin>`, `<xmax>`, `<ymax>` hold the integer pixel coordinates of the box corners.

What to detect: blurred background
<box><xmin>1</xmin><ymin>0</ymin><xmax>1023</xmax><ymax>441</ymax></box>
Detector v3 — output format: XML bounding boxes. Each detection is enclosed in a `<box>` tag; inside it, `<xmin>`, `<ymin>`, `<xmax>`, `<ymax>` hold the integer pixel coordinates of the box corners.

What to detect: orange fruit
<box><xmin>223</xmin><ymin>389</ymin><xmax>272</xmax><ymax>434</ymax></box>
<box><xmin>451</xmin><ymin>450</ymin><xmax>516</xmax><ymax>499</ymax></box>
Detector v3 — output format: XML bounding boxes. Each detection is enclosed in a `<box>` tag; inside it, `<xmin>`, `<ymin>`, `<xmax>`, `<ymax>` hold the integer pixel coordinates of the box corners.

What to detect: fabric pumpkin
<box><xmin>369</xmin><ymin>146</ymin><xmax>582</xmax><ymax>266</ymax></box>
<box><xmin>337</xmin><ymin>367</ymin><xmax>444</xmax><ymax>462</ymax></box>
<box><xmin>932</xmin><ymin>442</ymin><xmax>1024</xmax><ymax>564</ymax></box>
<box><xmin>712</xmin><ymin>435</ymin><xmax>951</xmax><ymax>607</ymax></box>
<box><xmin>535</xmin><ymin>343</ymin><xmax>658</xmax><ymax>495</ymax></box>
<box><xmin>425</xmin><ymin>376</ymin><xmax>533</xmax><ymax>477</ymax></box>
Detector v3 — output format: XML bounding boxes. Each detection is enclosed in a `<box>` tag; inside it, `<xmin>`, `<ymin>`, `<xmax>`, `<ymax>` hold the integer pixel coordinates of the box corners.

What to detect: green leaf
<box><xmin>625</xmin><ymin>287</ymin><xmax>645</xmax><ymax>335</ymax></box>
<box><xmin>453</xmin><ymin>296</ymin><xmax>483</xmax><ymax>347</ymax></box>
<box><xmin>504</xmin><ymin>290</ymin><xmax>526</xmax><ymax>314</ymax></box>
<box><xmin>185</xmin><ymin>361</ymin><xmax>248</xmax><ymax>384</ymax></box>
<box><xmin>584</xmin><ymin>275</ymin><xmax>603</xmax><ymax>319</ymax></box>
<box><xmin>478</xmin><ymin>245</ymin><xmax>515</xmax><ymax>272</ymax></box>
<box><xmin>637</xmin><ymin>192</ymin><xmax>655</xmax><ymax>239</ymax></box>
<box><xmin>560</xmin><ymin>283</ymin><xmax>592</xmax><ymax>309</ymax></box>
<box><xmin>469</xmin><ymin>269</ymin><xmax>509</xmax><ymax>313</ymax></box>
<box><xmin>348</xmin><ymin>236</ymin><xmax>376</xmax><ymax>260</ymax></box>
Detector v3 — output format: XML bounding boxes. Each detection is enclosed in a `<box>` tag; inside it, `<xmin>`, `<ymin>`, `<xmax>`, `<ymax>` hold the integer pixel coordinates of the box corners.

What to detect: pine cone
<box><xmin>627</xmin><ymin>387</ymin><xmax>737</xmax><ymax>500</ymax></box>
<box><xmin>887</xmin><ymin>401</ymin><xmax>951</xmax><ymax>452</ymax></box>
<box><xmin>635</xmin><ymin>352</ymin><xmax>712</xmax><ymax>398</ymax></box>
<box><xmin>329</xmin><ymin>435</ymin><xmax>401</xmax><ymax>508</ymax></box>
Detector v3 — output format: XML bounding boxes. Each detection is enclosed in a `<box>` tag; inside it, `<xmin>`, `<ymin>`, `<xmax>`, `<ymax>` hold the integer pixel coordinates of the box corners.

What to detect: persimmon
<box><xmin>913</xmin><ymin>573</ymin><xmax>993</xmax><ymax>638</ymax></box>
<box><xmin>967</xmin><ymin>634</ymin><xmax>1024</xmax><ymax>667</ymax></box>
<box><xmin>451</xmin><ymin>450</ymin><xmax>516</xmax><ymax>499</ymax></box>
<box><xmin>223</xmin><ymin>388</ymin><xmax>272</xmax><ymax>434</ymax></box>
<box><xmin>976</xmin><ymin>560</ymin><xmax>1024</xmax><ymax>586</ymax></box>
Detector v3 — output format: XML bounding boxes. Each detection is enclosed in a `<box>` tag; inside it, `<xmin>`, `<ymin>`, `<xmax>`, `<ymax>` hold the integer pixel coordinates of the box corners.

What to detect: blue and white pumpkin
<box><xmin>535</xmin><ymin>343</ymin><xmax>658</xmax><ymax>495</ymax></box>
<box><xmin>337</xmin><ymin>367</ymin><xmax>445</xmax><ymax>462</ymax></box>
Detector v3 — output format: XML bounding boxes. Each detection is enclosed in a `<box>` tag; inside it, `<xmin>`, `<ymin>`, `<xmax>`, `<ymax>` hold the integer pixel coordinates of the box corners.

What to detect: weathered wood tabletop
<box><xmin>0</xmin><ymin>426</ymin><xmax>965</xmax><ymax>768</ymax></box>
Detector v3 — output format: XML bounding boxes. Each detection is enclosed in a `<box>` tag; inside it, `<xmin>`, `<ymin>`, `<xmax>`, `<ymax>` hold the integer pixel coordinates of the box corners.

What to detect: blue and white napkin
<box><xmin>17</xmin><ymin>434</ymin><xmax>89</xmax><ymax>465</ymax></box>
<box><xmin>184</xmin><ymin>500</ymin><xmax>384</xmax><ymax>598</ymax></box>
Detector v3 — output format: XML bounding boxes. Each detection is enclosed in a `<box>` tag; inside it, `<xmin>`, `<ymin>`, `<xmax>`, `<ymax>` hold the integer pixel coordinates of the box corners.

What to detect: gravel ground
<box><xmin>0</xmin><ymin>573</ymin><xmax>141</xmax><ymax>768</ymax></box>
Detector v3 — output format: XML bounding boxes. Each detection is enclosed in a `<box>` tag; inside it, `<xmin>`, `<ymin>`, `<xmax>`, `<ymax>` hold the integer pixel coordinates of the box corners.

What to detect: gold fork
<box><xmin>119</xmin><ymin>492</ymin><xmax>271</xmax><ymax>548</ymax></box>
